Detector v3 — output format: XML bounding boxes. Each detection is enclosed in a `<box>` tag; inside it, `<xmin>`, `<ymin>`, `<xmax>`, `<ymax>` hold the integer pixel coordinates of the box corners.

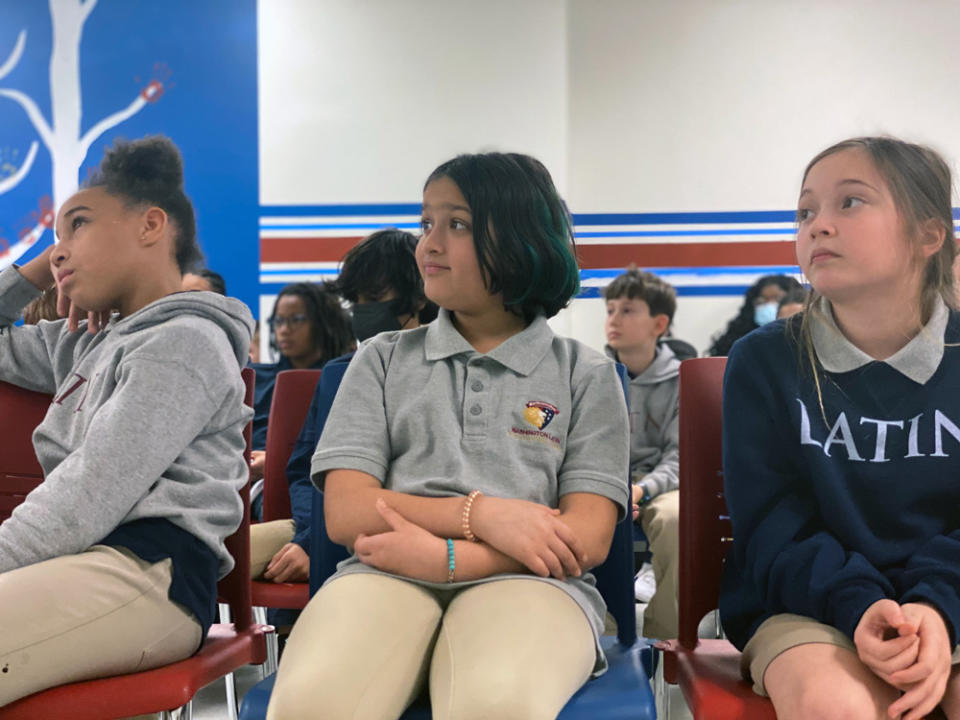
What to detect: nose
<box><xmin>808</xmin><ymin>210</ymin><xmax>836</xmax><ymax>238</ymax></box>
<box><xmin>50</xmin><ymin>241</ymin><xmax>67</xmax><ymax>268</ymax></box>
<box><xmin>418</xmin><ymin>226</ymin><xmax>443</xmax><ymax>256</ymax></box>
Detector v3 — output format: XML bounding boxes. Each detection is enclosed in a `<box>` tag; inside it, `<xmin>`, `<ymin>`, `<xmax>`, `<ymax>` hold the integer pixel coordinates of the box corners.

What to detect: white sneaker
<box><xmin>634</xmin><ymin>562</ymin><xmax>657</xmax><ymax>603</ymax></box>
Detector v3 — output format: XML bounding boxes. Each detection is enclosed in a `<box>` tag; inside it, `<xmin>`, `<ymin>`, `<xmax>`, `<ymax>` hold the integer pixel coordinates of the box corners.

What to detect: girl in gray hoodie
<box><xmin>0</xmin><ymin>136</ymin><xmax>254</xmax><ymax>706</ymax></box>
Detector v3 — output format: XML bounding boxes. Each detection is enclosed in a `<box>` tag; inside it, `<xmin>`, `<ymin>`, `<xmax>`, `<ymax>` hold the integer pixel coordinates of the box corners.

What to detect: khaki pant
<box><xmin>743</xmin><ymin>613</ymin><xmax>960</xmax><ymax>697</ymax></box>
<box><xmin>267</xmin><ymin>573</ymin><xmax>597</xmax><ymax>720</ymax></box>
<box><xmin>250</xmin><ymin>518</ymin><xmax>296</xmax><ymax>580</ymax></box>
<box><xmin>0</xmin><ymin>545</ymin><xmax>202</xmax><ymax>708</ymax></box>
<box><xmin>639</xmin><ymin>490</ymin><xmax>679</xmax><ymax>639</ymax></box>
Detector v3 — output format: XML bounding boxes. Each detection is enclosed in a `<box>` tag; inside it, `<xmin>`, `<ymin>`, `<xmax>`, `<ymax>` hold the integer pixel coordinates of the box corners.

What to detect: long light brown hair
<box><xmin>792</xmin><ymin>137</ymin><xmax>957</xmax><ymax>417</ymax></box>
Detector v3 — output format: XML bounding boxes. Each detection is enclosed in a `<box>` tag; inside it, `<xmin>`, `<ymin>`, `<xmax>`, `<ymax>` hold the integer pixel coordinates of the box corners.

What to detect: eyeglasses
<box><xmin>269</xmin><ymin>314</ymin><xmax>308</xmax><ymax>330</ymax></box>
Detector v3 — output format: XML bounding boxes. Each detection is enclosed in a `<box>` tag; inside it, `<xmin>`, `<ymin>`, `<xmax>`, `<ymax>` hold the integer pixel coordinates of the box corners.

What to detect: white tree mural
<box><xmin>0</xmin><ymin>0</ymin><xmax>164</xmax><ymax>269</ymax></box>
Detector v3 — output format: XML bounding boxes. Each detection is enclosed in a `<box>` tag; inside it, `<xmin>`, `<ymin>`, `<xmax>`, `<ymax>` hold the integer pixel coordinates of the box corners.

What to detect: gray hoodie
<box><xmin>0</xmin><ymin>266</ymin><xmax>254</xmax><ymax>576</ymax></box>
<box><xmin>605</xmin><ymin>342</ymin><xmax>681</xmax><ymax>499</ymax></box>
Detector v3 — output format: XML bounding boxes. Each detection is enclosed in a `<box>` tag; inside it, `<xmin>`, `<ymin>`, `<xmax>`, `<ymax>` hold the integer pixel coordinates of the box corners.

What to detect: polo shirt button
<box><xmin>471</xmin><ymin>380</ymin><xmax>483</xmax><ymax>392</ymax></box>
<box><xmin>470</xmin><ymin>404</ymin><xmax>482</xmax><ymax>416</ymax></box>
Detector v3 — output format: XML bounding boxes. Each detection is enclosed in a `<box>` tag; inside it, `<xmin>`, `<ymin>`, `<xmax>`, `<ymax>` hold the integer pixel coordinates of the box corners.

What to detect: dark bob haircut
<box><xmin>425</xmin><ymin>152</ymin><xmax>580</xmax><ymax>322</ymax></box>
<box><xmin>334</xmin><ymin>228</ymin><xmax>438</xmax><ymax>323</ymax></box>
<box><xmin>84</xmin><ymin>135</ymin><xmax>203</xmax><ymax>272</ymax></box>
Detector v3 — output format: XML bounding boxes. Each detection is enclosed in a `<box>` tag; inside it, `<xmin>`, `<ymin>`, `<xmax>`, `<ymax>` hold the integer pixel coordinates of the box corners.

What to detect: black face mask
<box><xmin>351</xmin><ymin>299</ymin><xmax>407</xmax><ymax>342</ymax></box>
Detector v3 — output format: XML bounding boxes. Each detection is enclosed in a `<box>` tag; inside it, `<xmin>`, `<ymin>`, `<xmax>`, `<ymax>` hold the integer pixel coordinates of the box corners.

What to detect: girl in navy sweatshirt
<box><xmin>720</xmin><ymin>137</ymin><xmax>960</xmax><ymax>720</ymax></box>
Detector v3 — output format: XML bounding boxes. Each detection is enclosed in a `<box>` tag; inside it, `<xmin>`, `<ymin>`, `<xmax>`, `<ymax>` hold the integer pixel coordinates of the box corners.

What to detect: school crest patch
<box><xmin>523</xmin><ymin>401</ymin><xmax>558</xmax><ymax>430</ymax></box>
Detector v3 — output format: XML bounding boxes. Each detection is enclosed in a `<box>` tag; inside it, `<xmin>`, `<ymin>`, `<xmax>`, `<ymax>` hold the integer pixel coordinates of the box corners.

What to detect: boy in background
<box><xmin>604</xmin><ymin>268</ymin><xmax>681</xmax><ymax>640</ymax></box>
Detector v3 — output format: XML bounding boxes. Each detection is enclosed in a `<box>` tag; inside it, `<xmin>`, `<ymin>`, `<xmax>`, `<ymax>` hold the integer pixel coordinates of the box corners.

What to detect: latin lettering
<box><xmin>933</xmin><ymin>410</ymin><xmax>960</xmax><ymax>457</ymax></box>
<box><xmin>905</xmin><ymin>414</ymin><xmax>925</xmax><ymax>458</ymax></box>
<box><xmin>797</xmin><ymin>399</ymin><xmax>823</xmax><ymax>449</ymax></box>
<box><xmin>823</xmin><ymin>412</ymin><xmax>864</xmax><ymax>461</ymax></box>
<box><xmin>859</xmin><ymin>417</ymin><xmax>903</xmax><ymax>463</ymax></box>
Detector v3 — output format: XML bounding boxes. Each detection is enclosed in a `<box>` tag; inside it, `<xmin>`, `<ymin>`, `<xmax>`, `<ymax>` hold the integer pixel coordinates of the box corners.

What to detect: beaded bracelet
<box><xmin>462</xmin><ymin>490</ymin><xmax>482</xmax><ymax>542</ymax></box>
<box><xmin>446</xmin><ymin>538</ymin><xmax>455</xmax><ymax>583</ymax></box>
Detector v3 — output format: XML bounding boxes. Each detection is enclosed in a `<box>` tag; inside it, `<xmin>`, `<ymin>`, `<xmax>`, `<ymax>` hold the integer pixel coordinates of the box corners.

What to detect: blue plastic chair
<box><xmin>240</xmin><ymin>362</ymin><xmax>655</xmax><ymax>719</ymax></box>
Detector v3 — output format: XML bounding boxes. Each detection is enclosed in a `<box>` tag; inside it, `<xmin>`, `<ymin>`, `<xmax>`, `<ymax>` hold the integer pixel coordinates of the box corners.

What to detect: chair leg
<box><xmin>218</xmin><ymin>602</ymin><xmax>231</xmax><ymax>624</ymax></box>
<box><xmin>254</xmin><ymin>605</ymin><xmax>280</xmax><ymax>676</ymax></box>
<box><xmin>159</xmin><ymin>701</ymin><xmax>193</xmax><ymax>720</ymax></box>
<box><xmin>653</xmin><ymin>647</ymin><xmax>670</xmax><ymax>720</ymax></box>
<box><xmin>224</xmin><ymin>669</ymin><xmax>240</xmax><ymax>720</ymax></box>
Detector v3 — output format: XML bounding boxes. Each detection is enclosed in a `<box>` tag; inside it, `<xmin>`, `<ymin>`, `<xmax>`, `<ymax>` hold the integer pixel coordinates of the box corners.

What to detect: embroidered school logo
<box><xmin>524</xmin><ymin>401</ymin><xmax>558</xmax><ymax>430</ymax></box>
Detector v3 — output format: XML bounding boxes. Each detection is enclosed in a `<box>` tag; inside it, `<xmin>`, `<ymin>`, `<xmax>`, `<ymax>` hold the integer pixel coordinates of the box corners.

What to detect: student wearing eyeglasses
<box><xmin>249</xmin><ymin>283</ymin><xmax>355</xmax><ymax>512</ymax></box>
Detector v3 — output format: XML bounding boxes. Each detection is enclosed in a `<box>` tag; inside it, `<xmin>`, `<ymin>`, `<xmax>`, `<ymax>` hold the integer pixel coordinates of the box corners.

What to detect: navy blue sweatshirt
<box><xmin>719</xmin><ymin>301</ymin><xmax>960</xmax><ymax>651</ymax></box>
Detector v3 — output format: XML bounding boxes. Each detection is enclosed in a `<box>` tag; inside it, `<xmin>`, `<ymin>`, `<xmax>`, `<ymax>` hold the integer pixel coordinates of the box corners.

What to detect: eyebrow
<box><xmin>799</xmin><ymin>178</ymin><xmax>880</xmax><ymax>198</ymax></box>
<box><xmin>421</xmin><ymin>202</ymin><xmax>472</xmax><ymax>214</ymax></box>
<box><xmin>63</xmin><ymin>205</ymin><xmax>92</xmax><ymax>217</ymax></box>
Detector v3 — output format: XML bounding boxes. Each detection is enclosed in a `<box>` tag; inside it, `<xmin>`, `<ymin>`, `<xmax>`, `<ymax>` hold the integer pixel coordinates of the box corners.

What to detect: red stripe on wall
<box><xmin>576</xmin><ymin>241</ymin><xmax>797</xmax><ymax>268</ymax></box>
<box><xmin>261</xmin><ymin>236</ymin><xmax>798</xmax><ymax>268</ymax></box>
<box><xmin>261</xmin><ymin>236</ymin><xmax>362</xmax><ymax>263</ymax></box>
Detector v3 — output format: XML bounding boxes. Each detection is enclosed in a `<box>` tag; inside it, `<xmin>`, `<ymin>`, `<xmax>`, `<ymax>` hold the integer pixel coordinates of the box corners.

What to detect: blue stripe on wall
<box><xmin>578</xmin><ymin>285</ymin><xmax>752</xmax><ymax>299</ymax></box>
<box><xmin>260</xmin><ymin>204</ymin><xmax>422</xmax><ymax>217</ymax></box>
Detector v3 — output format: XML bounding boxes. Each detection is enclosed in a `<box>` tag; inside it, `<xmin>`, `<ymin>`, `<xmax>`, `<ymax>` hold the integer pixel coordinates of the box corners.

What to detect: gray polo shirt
<box><xmin>312</xmin><ymin>308</ymin><xmax>630</xmax><ymax>674</ymax></box>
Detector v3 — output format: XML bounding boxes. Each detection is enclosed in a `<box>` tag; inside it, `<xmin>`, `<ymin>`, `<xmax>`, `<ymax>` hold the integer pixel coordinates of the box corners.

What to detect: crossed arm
<box><xmin>324</xmin><ymin>469</ymin><xmax>619</xmax><ymax>584</ymax></box>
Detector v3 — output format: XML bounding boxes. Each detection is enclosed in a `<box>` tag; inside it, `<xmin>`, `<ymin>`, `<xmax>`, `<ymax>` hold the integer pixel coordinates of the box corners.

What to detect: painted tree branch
<box><xmin>80</xmin><ymin>0</ymin><xmax>99</xmax><ymax>24</ymax></box>
<box><xmin>0</xmin><ymin>141</ymin><xmax>39</xmax><ymax>196</ymax></box>
<box><xmin>78</xmin><ymin>93</ymin><xmax>147</xmax><ymax>160</ymax></box>
<box><xmin>0</xmin><ymin>30</ymin><xmax>26</xmax><ymax>82</ymax></box>
<box><xmin>0</xmin><ymin>88</ymin><xmax>54</xmax><ymax>151</ymax></box>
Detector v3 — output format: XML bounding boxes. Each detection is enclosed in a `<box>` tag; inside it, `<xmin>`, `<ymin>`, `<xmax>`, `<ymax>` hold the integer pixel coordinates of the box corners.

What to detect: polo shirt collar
<box><xmin>810</xmin><ymin>295</ymin><xmax>948</xmax><ymax>384</ymax></box>
<box><xmin>425</xmin><ymin>308</ymin><xmax>554</xmax><ymax>376</ymax></box>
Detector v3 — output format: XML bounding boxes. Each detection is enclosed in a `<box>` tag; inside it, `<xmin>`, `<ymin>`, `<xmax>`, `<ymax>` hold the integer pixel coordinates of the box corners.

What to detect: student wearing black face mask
<box><xmin>251</xmin><ymin>229</ymin><xmax>437</xmax><ymax>586</ymax></box>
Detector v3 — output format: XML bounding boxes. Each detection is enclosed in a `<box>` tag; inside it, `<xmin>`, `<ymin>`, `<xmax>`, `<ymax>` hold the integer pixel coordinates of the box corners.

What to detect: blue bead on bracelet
<box><xmin>446</xmin><ymin>538</ymin><xmax>455</xmax><ymax>583</ymax></box>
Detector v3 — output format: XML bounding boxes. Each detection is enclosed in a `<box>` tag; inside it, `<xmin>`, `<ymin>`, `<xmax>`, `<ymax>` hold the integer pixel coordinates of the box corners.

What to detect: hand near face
<box><xmin>51</xmin><ymin>253</ymin><xmax>110</xmax><ymax>334</ymax></box>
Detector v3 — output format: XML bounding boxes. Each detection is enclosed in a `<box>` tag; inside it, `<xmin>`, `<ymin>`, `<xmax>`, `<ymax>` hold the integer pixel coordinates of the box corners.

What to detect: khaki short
<box><xmin>742</xmin><ymin>613</ymin><xmax>960</xmax><ymax>697</ymax></box>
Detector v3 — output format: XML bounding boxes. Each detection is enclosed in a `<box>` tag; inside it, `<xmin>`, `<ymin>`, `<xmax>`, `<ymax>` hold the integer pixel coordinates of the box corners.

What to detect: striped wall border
<box><xmin>258</xmin><ymin>204</ymin><xmax>960</xmax><ymax>296</ymax></box>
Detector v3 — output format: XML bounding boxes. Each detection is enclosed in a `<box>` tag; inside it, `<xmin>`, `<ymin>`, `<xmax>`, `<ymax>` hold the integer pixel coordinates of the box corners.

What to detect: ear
<box><xmin>918</xmin><ymin>218</ymin><xmax>946</xmax><ymax>260</ymax></box>
<box><xmin>653</xmin><ymin>314</ymin><xmax>670</xmax><ymax>338</ymax></box>
<box><xmin>139</xmin><ymin>206</ymin><xmax>169</xmax><ymax>248</ymax></box>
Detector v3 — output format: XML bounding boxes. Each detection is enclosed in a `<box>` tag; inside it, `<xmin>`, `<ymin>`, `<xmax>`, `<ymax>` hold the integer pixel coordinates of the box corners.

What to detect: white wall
<box><xmin>567</xmin><ymin>0</ymin><xmax>960</xmax><ymax>212</ymax></box>
<box><xmin>259</xmin><ymin>0</ymin><xmax>960</xmax><ymax>354</ymax></box>
<box><xmin>259</xmin><ymin>0</ymin><xmax>569</xmax><ymax>203</ymax></box>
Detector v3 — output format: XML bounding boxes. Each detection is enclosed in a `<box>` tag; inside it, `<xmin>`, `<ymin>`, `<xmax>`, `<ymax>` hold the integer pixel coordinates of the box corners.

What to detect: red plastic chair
<box><xmin>251</xmin><ymin>369</ymin><xmax>323</xmax><ymax>669</ymax></box>
<box><xmin>0</xmin><ymin>381</ymin><xmax>49</xmax><ymax>525</ymax></box>
<box><xmin>653</xmin><ymin>357</ymin><xmax>777</xmax><ymax>720</ymax></box>
<box><xmin>0</xmin><ymin>367</ymin><xmax>272</xmax><ymax>720</ymax></box>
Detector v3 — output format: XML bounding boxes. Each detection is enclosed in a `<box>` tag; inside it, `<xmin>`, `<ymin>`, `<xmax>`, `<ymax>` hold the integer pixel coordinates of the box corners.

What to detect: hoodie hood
<box><xmin>109</xmin><ymin>290</ymin><xmax>254</xmax><ymax>366</ymax></box>
<box><xmin>605</xmin><ymin>342</ymin><xmax>681</xmax><ymax>385</ymax></box>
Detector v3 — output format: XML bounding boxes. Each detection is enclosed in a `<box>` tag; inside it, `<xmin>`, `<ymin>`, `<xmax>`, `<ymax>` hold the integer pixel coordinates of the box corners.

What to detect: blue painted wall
<box><xmin>0</xmin><ymin>0</ymin><xmax>259</xmax><ymax>313</ymax></box>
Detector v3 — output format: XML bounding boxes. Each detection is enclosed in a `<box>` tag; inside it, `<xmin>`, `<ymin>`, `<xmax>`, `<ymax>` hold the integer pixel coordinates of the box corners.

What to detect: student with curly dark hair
<box><xmin>0</xmin><ymin>136</ymin><xmax>253</xmax><ymax>705</ymax></box>
<box><xmin>706</xmin><ymin>274</ymin><xmax>802</xmax><ymax>356</ymax></box>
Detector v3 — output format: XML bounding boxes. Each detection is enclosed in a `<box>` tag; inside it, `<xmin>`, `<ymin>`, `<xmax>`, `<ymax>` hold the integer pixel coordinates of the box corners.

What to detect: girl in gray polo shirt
<box><xmin>268</xmin><ymin>153</ymin><xmax>630</xmax><ymax>720</ymax></box>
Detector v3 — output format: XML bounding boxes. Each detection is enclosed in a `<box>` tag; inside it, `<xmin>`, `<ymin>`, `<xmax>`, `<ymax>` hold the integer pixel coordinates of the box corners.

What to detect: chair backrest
<box><xmin>219</xmin><ymin>366</ymin><xmax>257</xmax><ymax>631</ymax></box>
<box><xmin>677</xmin><ymin>356</ymin><xmax>729</xmax><ymax>650</ymax></box>
<box><xmin>308</xmin><ymin>359</ymin><xmax>352</xmax><ymax>595</ymax></box>
<box><xmin>590</xmin><ymin>362</ymin><xmax>637</xmax><ymax>646</ymax></box>
<box><xmin>0</xmin><ymin>381</ymin><xmax>51</xmax><ymax>525</ymax></box>
<box><xmin>262</xmin><ymin>369</ymin><xmax>323</xmax><ymax>522</ymax></box>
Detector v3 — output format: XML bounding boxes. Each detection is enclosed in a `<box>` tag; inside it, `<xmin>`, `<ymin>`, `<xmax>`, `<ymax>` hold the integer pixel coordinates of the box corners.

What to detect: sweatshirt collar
<box><xmin>810</xmin><ymin>295</ymin><xmax>948</xmax><ymax>384</ymax></box>
<box><xmin>425</xmin><ymin>308</ymin><xmax>552</xmax><ymax>376</ymax></box>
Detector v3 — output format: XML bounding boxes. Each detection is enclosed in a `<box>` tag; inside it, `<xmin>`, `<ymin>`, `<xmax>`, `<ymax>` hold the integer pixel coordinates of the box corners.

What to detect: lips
<box><xmin>809</xmin><ymin>249</ymin><xmax>840</xmax><ymax>264</ymax></box>
<box><xmin>421</xmin><ymin>263</ymin><xmax>449</xmax><ymax>275</ymax></box>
